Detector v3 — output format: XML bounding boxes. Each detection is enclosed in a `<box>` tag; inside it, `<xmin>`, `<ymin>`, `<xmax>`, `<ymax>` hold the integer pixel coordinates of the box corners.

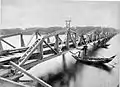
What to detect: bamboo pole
<box><xmin>10</xmin><ymin>61</ymin><xmax>52</xmax><ymax>87</ymax></box>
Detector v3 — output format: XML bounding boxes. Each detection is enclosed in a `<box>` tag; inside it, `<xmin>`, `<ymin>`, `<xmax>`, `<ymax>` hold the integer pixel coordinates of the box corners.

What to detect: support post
<box><xmin>66</xmin><ymin>30</ymin><xmax>70</xmax><ymax>49</ymax></box>
<box><xmin>47</xmin><ymin>38</ymin><xmax>50</xmax><ymax>43</ymax></box>
<box><xmin>1</xmin><ymin>39</ymin><xmax>16</xmax><ymax>48</ymax></box>
<box><xmin>10</xmin><ymin>61</ymin><xmax>52</xmax><ymax>87</ymax></box>
<box><xmin>65</xmin><ymin>19</ymin><xmax>71</xmax><ymax>49</ymax></box>
<box><xmin>0</xmin><ymin>40</ymin><xmax>3</xmax><ymax>52</ymax></box>
<box><xmin>62</xmin><ymin>54</ymin><xmax>67</xmax><ymax>71</ymax></box>
<box><xmin>73</xmin><ymin>33</ymin><xmax>77</xmax><ymax>47</ymax></box>
<box><xmin>19</xmin><ymin>38</ymin><xmax>42</xmax><ymax>66</ymax></box>
<box><xmin>20</xmin><ymin>34</ymin><xmax>25</xmax><ymax>47</ymax></box>
<box><xmin>39</xmin><ymin>41</ymin><xmax>43</xmax><ymax>59</ymax></box>
<box><xmin>36</xmin><ymin>31</ymin><xmax>41</xmax><ymax>53</ymax></box>
<box><xmin>54</xmin><ymin>34</ymin><xmax>59</xmax><ymax>52</ymax></box>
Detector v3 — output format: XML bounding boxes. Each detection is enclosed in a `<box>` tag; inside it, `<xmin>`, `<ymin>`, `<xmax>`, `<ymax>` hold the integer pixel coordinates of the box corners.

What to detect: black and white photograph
<box><xmin>0</xmin><ymin>0</ymin><xmax>120</xmax><ymax>87</ymax></box>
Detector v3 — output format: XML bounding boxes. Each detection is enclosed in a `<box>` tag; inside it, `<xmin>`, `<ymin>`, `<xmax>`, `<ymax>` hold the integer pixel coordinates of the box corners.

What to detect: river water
<box><xmin>1</xmin><ymin>33</ymin><xmax>120</xmax><ymax>87</ymax></box>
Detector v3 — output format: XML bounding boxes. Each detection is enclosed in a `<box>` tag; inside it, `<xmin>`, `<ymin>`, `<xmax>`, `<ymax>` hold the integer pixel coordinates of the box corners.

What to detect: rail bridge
<box><xmin>0</xmin><ymin>20</ymin><xmax>117</xmax><ymax>87</ymax></box>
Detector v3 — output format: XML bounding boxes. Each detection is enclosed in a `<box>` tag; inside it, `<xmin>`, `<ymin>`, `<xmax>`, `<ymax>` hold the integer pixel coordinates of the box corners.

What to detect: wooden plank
<box><xmin>27</xmin><ymin>32</ymin><xmax>35</xmax><ymax>46</ymax></box>
<box><xmin>66</xmin><ymin>30</ymin><xmax>70</xmax><ymax>49</ymax></box>
<box><xmin>54</xmin><ymin>34</ymin><xmax>59</xmax><ymax>52</ymax></box>
<box><xmin>19</xmin><ymin>38</ymin><xmax>43</xmax><ymax>66</ymax></box>
<box><xmin>0</xmin><ymin>77</ymin><xmax>26</xmax><ymax>87</ymax></box>
<box><xmin>0</xmin><ymin>33</ymin><xmax>21</xmax><ymax>39</ymax></box>
<box><xmin>20</xmin><ymin>34</ymin><xmax>25</xmax><ymax>47</ymax></box>
<box><xmin>10</xmin><ymin>61</ymin><xmax>52</xmax><ymax>87</ymax></box>
<box><xmin>43</xmin><ymin>40</ymin><xmax>58</xmax><ymax>54</ymax></box>
<box><xmin>39</xmin><ymin>42</ymin><xmax>43</xmax><ymax>59</ymax></box>
<box><xmin>21</xmin><ymin>47</ymin><xmax>77</xmax><ymax>70</ymax></box>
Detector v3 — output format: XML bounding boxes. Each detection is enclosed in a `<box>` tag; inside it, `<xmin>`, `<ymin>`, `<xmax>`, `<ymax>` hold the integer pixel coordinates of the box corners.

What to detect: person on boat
<box><xmin>97</xmin><ymin>39</ymin><xmax>101</xmax><ymax>46</ymax></box>
<box><xmin>78</xmin><ymin>51</ymin><xmax>81</xmax><ymax>58</ymax></box>
<box><xmin>81</xmin><ymin>45</ymin><xmax>88</xmax><ymax>58</ymax></box>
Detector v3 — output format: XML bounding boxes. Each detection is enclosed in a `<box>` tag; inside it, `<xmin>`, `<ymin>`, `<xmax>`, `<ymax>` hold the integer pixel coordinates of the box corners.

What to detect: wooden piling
<box><xmin>74</xmin><ymin>33</ymin><xmax>77</xmax><ymax>47</ymax></box>
<box><xmin>47</xmin><ymin>38</ymin><xmax>50</xmax><ymax>43</ymax></box>
<box><xmin>54</xmin><ymin>34</ymin><xmax>59</xmax><ymax>52</ymax></box>
<box><xmin>0</xmin><ymin>40</ymin><xmax>3</xmax><ymax>52</ymax></box>
<box><xmin>10</xmin><ymin>61</ymin><xmax>52</xmax><ymax>87</ymax></box>
<box><xmin>39</xmin><ymin>41</ymin><xmax>43</xmax><ymax>59</ymax></box>
<box><xmin>66</xmin><ymin>30</ymin><xmax>70</xmax><ymax>49</ymax></box>
<box><xmin>35</xmin><ymin>31</ymin><xmax>41</xmax><ymax>53</ymax></box>
<box><xmin>20</xmin><ymin>34</ymin><xmax>25</xmax><ymax>47</ymax></box>
<box><xmin>62</xmin><ymin>54</ymin><xmax>67</xmax><ymax>71</ymax></box>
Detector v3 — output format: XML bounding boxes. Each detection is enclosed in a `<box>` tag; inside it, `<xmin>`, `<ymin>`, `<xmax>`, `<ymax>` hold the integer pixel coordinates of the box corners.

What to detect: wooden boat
<box><xmin>72</xmin><ymin>55</ymin><xmax>116</xmax><ymax>64</ymax></box>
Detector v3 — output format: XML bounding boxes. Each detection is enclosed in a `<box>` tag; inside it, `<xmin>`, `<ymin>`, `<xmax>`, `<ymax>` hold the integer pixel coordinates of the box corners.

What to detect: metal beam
<box><xmin>10</xmin><ymin>61</ymin><xmax>52</xmax><ymax>87</ymax></box>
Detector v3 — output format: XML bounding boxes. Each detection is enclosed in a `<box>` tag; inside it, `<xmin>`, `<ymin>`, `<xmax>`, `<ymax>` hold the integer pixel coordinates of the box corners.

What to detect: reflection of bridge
<box><xmin>0</xmin><ymin>21</ymin><xmax>117</xmax><ymax>87</ymax></box>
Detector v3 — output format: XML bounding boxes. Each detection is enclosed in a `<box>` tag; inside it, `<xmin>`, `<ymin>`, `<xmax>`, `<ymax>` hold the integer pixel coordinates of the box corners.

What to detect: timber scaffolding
<box><xmin>0</xmin><ymin>20</ymin><xmax>118</xmax><ymax>87</ymax></box>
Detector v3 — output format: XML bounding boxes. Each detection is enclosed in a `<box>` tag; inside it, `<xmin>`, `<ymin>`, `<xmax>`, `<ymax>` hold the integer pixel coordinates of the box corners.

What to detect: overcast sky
<box><xmin>0</xmin><ymin>0</ymin><xmax>120</xmax><ymax>29</ymax></box>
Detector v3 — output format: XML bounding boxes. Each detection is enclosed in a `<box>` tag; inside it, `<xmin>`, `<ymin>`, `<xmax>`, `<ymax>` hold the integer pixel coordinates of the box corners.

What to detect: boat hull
<box><xmin>72</xmin><ymin>55</ymin><xmax>115</xmax><ymax>64</ymax></box>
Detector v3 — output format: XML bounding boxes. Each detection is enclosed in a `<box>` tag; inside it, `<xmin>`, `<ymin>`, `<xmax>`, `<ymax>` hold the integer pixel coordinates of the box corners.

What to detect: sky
<box><xmin>0</xmin><ymin>0</ymin><xmax>120</xmax><ymax>29</ymax></box>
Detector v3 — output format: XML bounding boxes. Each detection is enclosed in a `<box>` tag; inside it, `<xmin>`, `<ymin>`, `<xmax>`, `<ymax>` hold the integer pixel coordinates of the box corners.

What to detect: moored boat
<box><xmin>72</xmin><ymin>54</ymin><xmax>116</xmax><ymax>64</ymax></box>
